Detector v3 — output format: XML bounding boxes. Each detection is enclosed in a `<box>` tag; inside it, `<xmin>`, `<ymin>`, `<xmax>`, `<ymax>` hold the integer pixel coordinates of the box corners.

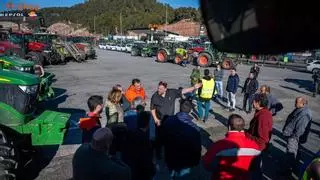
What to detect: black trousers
<box><xmin>242</xmin><ymin>93</ymin><xmax>253</xmax><ymax>112</ymax></box>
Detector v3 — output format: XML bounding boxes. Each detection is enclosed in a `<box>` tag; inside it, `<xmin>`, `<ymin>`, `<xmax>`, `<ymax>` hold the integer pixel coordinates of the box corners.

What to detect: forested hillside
<box><xmin>39</xmin><ymin>0</ymin><xmax>201</xmax><ymax>35</ymax></box>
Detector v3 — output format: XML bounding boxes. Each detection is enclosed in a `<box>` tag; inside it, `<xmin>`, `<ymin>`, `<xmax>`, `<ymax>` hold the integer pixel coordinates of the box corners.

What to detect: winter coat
<box><xmin>246</xmin><ymin>108</ymin><xmax>273</xmax><ymax>150</ymax></box>
<box><xmin>226</xmin><ymin>74</ymin><xmax>240</xmax><ymax>94</ymax></box>
<box><xmin>250</xmin><ymin>66</ymin><xmax>260</xmax><ymax>78</ymax></box>
<box><xmin>203</xmin><ymin>131</ymin><xmax>261</xmax><ymax>180</ymax></box>
<box><xmin>105</xmin><ymin>100</ymin><xmax>124</xmax><ymax>125</ymax></box>
<box><xmin>242</xmin><ymin>78</ymin><xmax>259</xmax><ymax>95</ymax></box>
<box><xmin>160</xmin><ymin>112</ymin><xmax>201</xmax><ymax>170</ymax></box>
<box><xmin>283</xmin><ymin>106</ymin><xmax>312</xmax><ymax>144</ymax></box>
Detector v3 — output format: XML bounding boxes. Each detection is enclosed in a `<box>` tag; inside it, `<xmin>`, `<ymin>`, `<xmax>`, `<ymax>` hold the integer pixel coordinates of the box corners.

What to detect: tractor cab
<box><xmin>0</xmin><ymin>69</ymin><xmax>70</xmax><ymax>178</ymax></box>
<box><xmin>0</xmin><ymin>55</ymin><xmax>55</xmax><ymax>101</ymax></box>
<box><xmin>6</xmin><ymin>32</ymin><xmax>47</xmax><ymax>65</ymax></box>
<box><xmin>33</xmin><ymin>33</ymin><xmax>58</xmax><ymax>46</ymax></box>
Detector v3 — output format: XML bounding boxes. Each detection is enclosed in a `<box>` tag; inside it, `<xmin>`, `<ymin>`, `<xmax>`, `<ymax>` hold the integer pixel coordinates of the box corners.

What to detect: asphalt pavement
<box><xmin>31</xmin><ymin>49</ymin><xmax>320</xmax><ymax>180</ymax></box>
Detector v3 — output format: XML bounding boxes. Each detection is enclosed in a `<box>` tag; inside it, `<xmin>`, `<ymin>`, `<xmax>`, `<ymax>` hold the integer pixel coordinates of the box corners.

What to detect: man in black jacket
<box><xmin>242</xmin><ymin>73</ymin><xmax>259</xmax><ymax>113</ymax></box>
<box><xmin>122</xmin><ymin>111</ymin><xmax>155</xmax><ymax>180</ymax></box>
<box><xmin>160</xmin><ymin>99</ymin><xmax>201</xmax><ymax>179</ymax></box>
<box><xmin>250</xmin><ymin>63</ymin><xmax>260</xmax><ymax>78</ymax></box>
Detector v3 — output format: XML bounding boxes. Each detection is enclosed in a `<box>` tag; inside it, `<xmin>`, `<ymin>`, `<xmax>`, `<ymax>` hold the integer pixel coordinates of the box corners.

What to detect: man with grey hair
<box><xmin>72</xmin><ymin>127</ymin><xmax>131</xmax><ymax>180</ymax></box>
<box><xmin>282</xmin><ymin>97</ymin><xmax>312</xmax><ymax>176</ymax></box>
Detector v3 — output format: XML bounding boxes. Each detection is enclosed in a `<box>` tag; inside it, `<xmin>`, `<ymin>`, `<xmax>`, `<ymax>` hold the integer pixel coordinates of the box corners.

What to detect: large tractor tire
<box><xmin>222</xmin><ymin>58</ymin><xmax>235</xmax><ymax>70</ymax></box>
<box><xmin>174</xmin><ymin>54</ymin><xmax>183</xmax><ymax>64</ymax></box>
<box><xmin>0</xmin><ymin>129</ymin><xmax>18</xmax><ymax>180</ymax></box>
<box><xmin>26</xmin><ymin>52</ymin><xmax>44</xmax><ymax>66</ymax></box>
<box><xmin>197</xmin><ymin>52</ymin><xmax>212</xmax><ymax>67</ymax></box>
<box><xmin>157</xmin><ymin>50</ymin><xmax>168</xmax><ymax>63</ymax></box>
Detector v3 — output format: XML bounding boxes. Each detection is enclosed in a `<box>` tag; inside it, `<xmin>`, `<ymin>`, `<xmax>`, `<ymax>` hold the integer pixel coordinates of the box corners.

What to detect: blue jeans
<box><xmin>215</xmin><ymin>81</ymin><xmax>223</xmax><ymax>98</ymax></box>
<box><xmin>197</xmin><ymin>99</ymin><xmax>210</xmax><ymax>120</ymax></box>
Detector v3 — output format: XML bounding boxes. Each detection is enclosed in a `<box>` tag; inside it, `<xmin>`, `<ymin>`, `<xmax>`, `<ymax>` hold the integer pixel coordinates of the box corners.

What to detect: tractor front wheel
<box><xmin>0</xmin><ymin>129</ymin><xmax>18</xmax><ymax>180</ymax></box>
<box><xmin>174</xmin><ymin>55</ymin><xmax>183</xmax><ymax>64</ymax></box>
<box><xmin>157</xmin><ymin>50</ymin><xmax>168</xmax><ymax>63</ymax></box>
<box><xmin>222</xmin><ymin>58</ymin><xmax>235</xmax><ymax>70</ymax></box>
<box><xmin>197</xmin><ymin>53</ymin><xmax>212</xmax><ymax>67</ymax></box>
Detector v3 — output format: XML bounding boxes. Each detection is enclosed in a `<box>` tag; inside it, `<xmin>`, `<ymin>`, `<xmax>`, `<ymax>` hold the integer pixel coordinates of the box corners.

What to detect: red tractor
<box><xmin>9</xmin><ymin>32</ymin><xmax>47</xmax><ymax>65</ymax></box>
<box><xmin>0</xmin><ymin>29</ymin><xmax>48</xmax><ymax>65</ymax></box>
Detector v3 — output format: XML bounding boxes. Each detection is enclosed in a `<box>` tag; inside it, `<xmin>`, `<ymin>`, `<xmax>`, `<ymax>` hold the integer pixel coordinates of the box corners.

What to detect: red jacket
<box><xmin>79</xmin><ymin>112</ymin><xmax>101</xmax><ymax>131</ymax></box>
<box><xmin>246</xmin><ymin>108</ymin><xmax>273</xmax><ymax>150</ymax></box>
<box><xmin>203</xmin><ymin>131</ymin><xmax>261</xmax><ymax>180</ymax></box>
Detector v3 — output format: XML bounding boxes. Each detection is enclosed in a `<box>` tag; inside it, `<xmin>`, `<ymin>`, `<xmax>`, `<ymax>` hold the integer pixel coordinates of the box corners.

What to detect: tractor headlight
<box><xmin>14</xmin><ymin>66</ymin><xmax>32</xmax><ymax>73</ymax></box>
<box><xmin>18</xmin><ymin>85</ymin><xmax>38</xmax><ymax>94</ymax></box>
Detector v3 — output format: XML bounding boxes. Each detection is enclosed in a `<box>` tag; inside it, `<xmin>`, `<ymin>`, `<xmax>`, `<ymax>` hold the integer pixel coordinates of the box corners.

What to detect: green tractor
<box><xmin>33</xmin><ymin>33</ymin><xmax>67</xmax><ymax>65</ymax></box>
<box><xmin>0</xmin><ymin>55</ymin><xmax>55</xmax><ymax>102</ymax></box>
<box><xmin>131</xmin><ymin>41</ymin><xmax>147</xmax><ymax>56</ymax></box>
<box><xmin>196</xmin><ymin>41</ymin><xmax>238</xmax><ymax>69</ymax></box>
<box><xmin>156</xmin><ymin>42</ymin><xmax>190</xmax><ymax>65</ymax></box>
<box><xmin>141</xmin><ymin>43</ymin><xmax>159</xmax><ymax>57</ymax></box>
<box><xmin>0</xmin><ymin>69</ymin><xmax>70</xmax><ymax>179</ymax></box>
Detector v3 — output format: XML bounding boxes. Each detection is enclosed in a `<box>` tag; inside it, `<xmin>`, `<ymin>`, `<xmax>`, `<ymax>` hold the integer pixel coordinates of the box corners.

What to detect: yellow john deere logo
<box><xmin>0</xmin><ymin>78</ymin><xmax>10</xmax><ymax>82</ymax></box>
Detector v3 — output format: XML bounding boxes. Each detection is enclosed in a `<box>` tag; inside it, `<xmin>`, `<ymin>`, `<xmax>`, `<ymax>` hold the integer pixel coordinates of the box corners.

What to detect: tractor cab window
<box><xmin>24</xmin><ymin>34</ymin><xmax>35</xmax><ymax>43</ymax></box>
<box><xmin>9</xmin><ymin>34</ymin><xmax>23</xmax><ymax>45</ymax></box>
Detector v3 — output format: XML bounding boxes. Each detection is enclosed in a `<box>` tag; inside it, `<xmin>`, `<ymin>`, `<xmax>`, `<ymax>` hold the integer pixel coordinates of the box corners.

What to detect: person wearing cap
<box><xmin>72</xmin><ymin>127</ymin><xmax>131</xmax><ymax>180</ymax></box>
<box><xmin>159</xmin><ymin>99</ymin><xmax>201</xmax><ymax>179</ymax></box>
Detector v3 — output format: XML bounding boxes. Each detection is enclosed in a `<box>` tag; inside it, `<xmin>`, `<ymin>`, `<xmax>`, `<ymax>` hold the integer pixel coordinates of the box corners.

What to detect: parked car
<box><xmin>116</xmin><ymin>44</ymin><xmax>122</xmax><ymax>51</ymax></box>
<box><xmin>120</xmin><ymin>44</ymin><xmax>127</xmax><ymax>52</ymax></box>
<box><xmin>307</xmin><ymin>60</ymin><xmax>320</xmax><ymax>73</ymax></box>
<box><xmin>98</xmin><ymin>43</ymin><xmax>107</xmax><ymax>49</ymax></box>
<box><xmin>125</xmin><ymin>44</ymin><xmax>133</xmax><ymax>53</ymax></box>
<box><xmin>106</xmin><ymin>43</ymin><xmax>111</xmax><ymax>50</ymax></box>
<box><xmin>109</xmin><ymin>43</ymin><xmax>117</xmax><ymax>51</ymax></box>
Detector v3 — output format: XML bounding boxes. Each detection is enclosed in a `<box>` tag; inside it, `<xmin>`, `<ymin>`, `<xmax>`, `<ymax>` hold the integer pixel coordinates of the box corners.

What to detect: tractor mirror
<box><xmin>200</xmin><ymin>0</ymin><xmax>320</xmax><ymax>54</ymax></box>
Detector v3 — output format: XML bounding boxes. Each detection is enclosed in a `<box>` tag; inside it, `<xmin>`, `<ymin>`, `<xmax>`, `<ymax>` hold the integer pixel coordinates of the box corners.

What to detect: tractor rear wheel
<box><xmin>222</xmin><ymin>58</ymin><xmax>235</xmax><ymax>70</ymax></box>
<box><xmin>157</xmin><ymin>50</ymin><xmax>168</xmax><ymax>63</ymax></box>
<box><xmin>174</xmin><ymin>55</ymin><xmax>183</xmax><ymax>64</ymax></box>
<box><xmin>26</xmin><ymin>52</ymin><xmax>44</xmax><ymax>66</ymax></box>
<box><xmin>0</xmin><ymin>129</ymin><xmax>18</xmax><ymax>180</ymax></box>
<box><xmin>197</xmin><ymin>52</ymin><xmax>212</xmax><ymax>67</ymax></box>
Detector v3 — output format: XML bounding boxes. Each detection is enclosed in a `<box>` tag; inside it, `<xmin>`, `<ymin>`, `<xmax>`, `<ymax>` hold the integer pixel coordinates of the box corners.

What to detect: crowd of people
<box><xmin>72</xmin><ymin>63</ymin><xmax>318</xmax><ymax>180</ymax></box>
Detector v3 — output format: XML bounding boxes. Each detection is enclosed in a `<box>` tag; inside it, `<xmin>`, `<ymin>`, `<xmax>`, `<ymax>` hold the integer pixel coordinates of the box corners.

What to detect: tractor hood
<box><xmin>28</xmin><ymin>42</ymin><xmax>46</xmax><ymax>52</ymax></box>
<box><xmin>189</xmin><ymin>47</ymin><xmax>205</xmax><ymax>53</ymax></box>
<box><xmin>0</xmin><ymin>69</ymin><xmax>39</xmax><ymax>86</ymax></box>
<box><xmin>0</xmin><ymin>55</ymin><xmax>34</xmax><ymax>67</ymax></box>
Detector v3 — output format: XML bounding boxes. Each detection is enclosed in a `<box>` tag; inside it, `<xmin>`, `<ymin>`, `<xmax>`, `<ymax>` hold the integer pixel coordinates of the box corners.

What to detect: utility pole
<box><xmin>120</xmin><ymin>11</ymin><xmax>123</xmax><ymax>42</ymax></box>
<box><xmin>165</xmin><ymin>4</ymin><xmax>168</xmax><ymax>37</ymax></box>
<box><xmin>93</xmin><ymin>16</ymin><xmax>96</xmax><ymax>34</ymax></box>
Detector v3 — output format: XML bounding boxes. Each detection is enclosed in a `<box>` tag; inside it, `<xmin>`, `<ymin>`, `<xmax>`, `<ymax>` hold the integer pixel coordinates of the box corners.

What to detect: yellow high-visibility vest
<box><xmin>200</xmin><ymin>78</ymin><xmax>216</xmax><ymax>99</ymax></box>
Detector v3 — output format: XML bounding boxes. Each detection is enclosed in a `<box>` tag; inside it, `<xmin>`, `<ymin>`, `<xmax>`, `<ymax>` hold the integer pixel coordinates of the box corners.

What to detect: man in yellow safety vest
<box><xmin>197</xmin><ymin>69</ymin><xmax>217</xmax><ymax>122</ymax></box>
